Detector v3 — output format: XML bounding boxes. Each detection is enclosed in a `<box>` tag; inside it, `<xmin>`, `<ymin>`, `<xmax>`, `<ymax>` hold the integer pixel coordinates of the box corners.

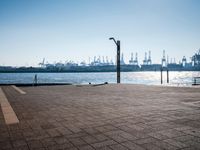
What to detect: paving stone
<box><xmin>13</xmin><ymin>145</ymin><xmax>30</xmax><ymax>150</ymax></box>
<box><xmin>18</xmin><ymin>122</ymin><xmax>30</xmax><ymax>130</ymax></box>
<box><xmin>141</xmin><ymin>143</ymin><xmax>163</xmax><ymax>150</ymax></box>
<box><xmin>158</xmin><ymin>129</ymin><xmax>186</xmax><ymax>138</ymax></box>
<box><xmin>148</xmin><ymin>132</ymin><xmax>169</xmax><ymax>140</ymax></box>
<box><xmin>83</xmin><ymin>127</ymin><xmax>100</xmax><ymax>135</ymax></box>
<box><xmin>12</xmin><ymin>140</ymin><xmax>27</xmax><ymax>148</ymax></box>
<box><xmin>95</xmin><ymin>125</ymin><xmax>118</xmax><ymax>133</ymax></box>
<box><xmin>60</xmin><ymin>142</ymin><xmax>76</xmax><ymax>149</ymax></box>
<box><xmin>93</xmin><ymin>134</ymin><xmax>110</xmax><ymax>142</ymax></box>
<box><xmin>53</xmin><ymin>136</ymin><xmax>68</xmax><ymax>145</ymax></box>
<box><xmin>9</xmin><ymin>131</ymin><xmax>24</xmax><ymax>140</ymax></box>
<box><xmin>95</xmin><ymin>146</ymin><xmax>112</xmax><ymax>150</ymax></box>
<box><xmin>41</xmin><ymin>137</ymin><xmax>57</xmax><ymax>147</ymax></box>
<box><xmin>182</xmin><ymin>129</ymin><xmax>200</xmax><ymax>137</ymax></box>
<box><xmin>48</xmin><ymin>144</ymin><xmax>74</xmax><ymax>150</ymax></box>
<box><xmin>40</xmin><ymin>123</ymin><xmax>55</xmax><ymax>129</ymax></box>
<box><xmin>47</xmin><ymin>128</ymin><xmax>63</xmax><ymax>137</ymax></box>
<box><xmin>174</xmin><ymin>126</ymin><xmax>194</xmax><ymax>131</ymax></box>
<box><xmin>121</xmin><ymin>141</ymin><xmax>145</xmax><ymax>150</ymax></box>
<box><xmin>91</xmin><ymin>140</ymin><xmax>117</xmax><ymax>148</ymax></box>
<box><xmin>69</xmin><ymin>137</ymin><xmax>88</xmax><ymax>146</ymax></box>
<box><xmin>66</xmin><ymin>131</ymin><xmax>88</xmax><ymax>139</ymax></box>
<box><xmin>134</xmin><ymin>137</ymin><xmax>160</xmax><ymax>145</ymax></box>
<box><xmin>0</xmin><ymin>141</ymin><xmax>13</xmax><ymax>149</ymax></box>
<box><xmin>181</xmin><ymin>147</ymin><xmax>200</xmax><ymax>150</ymax></box>
<box><xmin>67</xmin><ymin>125</ymin><xmax>83</xmax><ymax>133</ymax></box>
<box><xmin>56</xmin><ymin>127</ymin><xmax>73</xmax><ymax>135</ymax></box>
<box><xmin>77</xmin><ymin>145</ymin><xmax>95</xmax><ymax>150</ymax></box>
<box><xmin>7</xmin><ymin>124</ymin><xmax>20</xmax><ymax>131</ymax></box>
<box><xmin>153</xmin><ymin>140</ymin><xmax>179</xmax><ymax>150</ymax></box>
<box><xmin>173</xmin><ymin>135</ymin><xmax>195</xmax><ymax>142</ymax></box>
<box><xmin>183</xmin><ymin>140</ymin><xmax>200</xmax><ymax>149</ymax></box>
<box><xmin>1</xmin><ymin>84</ymin><xmax>200</xmax><ymax>150</ymax></box>
<box><xmin>27</xmin><ymin>140</ymin><xmax>44</xmax><ymax>150</ymax></box>
<box><xmin>67</xmin><ymin>148</ymin><xmax>78</xmax><ymax>150</ymax></box>
<box><xmin>0</xmin><ymin>132</ymin><xmax>10</xmax><ymax>142</ymax></box>
<box><xmin>129</xmin><ymin>132</ymin><xmax>148</xmax><ymax>140</ymax></box>
<box><xmin>109</xmin><ymin>144</ymin><xmax>129</xmax><ymax>150</ymax></box>
<box><xmin>164</xmin><ymin>138</ymin><xmax>188</xmax><ymax>148</ymax></box>
<box><xmin>81</xmin><ymin>135</ymin><xmax>99</xmax><ymax>144</ymax></box>
<box><xmin>107</xmin><ymin>134</ymin><xmax>128</xmax><ymax>143</ymax></box>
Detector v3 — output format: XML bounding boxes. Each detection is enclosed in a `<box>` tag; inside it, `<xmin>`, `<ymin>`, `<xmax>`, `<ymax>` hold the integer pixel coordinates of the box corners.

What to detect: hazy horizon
<box><xmin>0</xmin><ymin>0</ymin><xmax>200</xmax><ymax>67</ymax></box>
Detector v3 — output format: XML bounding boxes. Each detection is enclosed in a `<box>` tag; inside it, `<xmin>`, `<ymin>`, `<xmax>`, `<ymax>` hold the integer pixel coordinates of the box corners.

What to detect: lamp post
<box><xmin>109</xmin><ymin>37</ymin><xmax>120</xmax><ymax>83</ymax></box>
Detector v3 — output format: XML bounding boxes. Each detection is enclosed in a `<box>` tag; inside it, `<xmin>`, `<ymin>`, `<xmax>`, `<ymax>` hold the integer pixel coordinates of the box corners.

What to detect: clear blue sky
<box><xmin>0</xmin><ymin>0</ymin><xmax>200</xmax><ymax>66</ymax></box>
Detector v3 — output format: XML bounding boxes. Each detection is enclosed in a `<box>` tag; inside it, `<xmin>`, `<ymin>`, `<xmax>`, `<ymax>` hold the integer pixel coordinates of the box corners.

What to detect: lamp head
<box><xmin>109</xmin><ymin>37</ymin><xmax>114</xmax><ymax>40</ymax></box>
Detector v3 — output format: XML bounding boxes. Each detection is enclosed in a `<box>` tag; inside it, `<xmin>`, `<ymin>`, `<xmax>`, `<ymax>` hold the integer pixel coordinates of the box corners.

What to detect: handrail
<box><xmin>193</xmin><ymin>77</ymin><xmax>200</xmax><ymax>85</ymax></box>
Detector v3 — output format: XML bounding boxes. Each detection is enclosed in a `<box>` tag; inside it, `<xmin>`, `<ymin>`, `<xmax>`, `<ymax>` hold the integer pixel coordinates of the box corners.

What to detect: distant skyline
<box><xmin>0</xmin><ymin>0</ymin><xmax>200</xmax><ymax>66</ymax></box>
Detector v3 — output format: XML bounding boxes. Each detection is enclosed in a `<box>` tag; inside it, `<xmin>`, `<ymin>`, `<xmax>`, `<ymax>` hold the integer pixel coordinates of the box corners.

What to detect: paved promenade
<box><xmin>0</xmin><ymin>84</ymin><xmax>200</xmax><ymax>150</ymax></box>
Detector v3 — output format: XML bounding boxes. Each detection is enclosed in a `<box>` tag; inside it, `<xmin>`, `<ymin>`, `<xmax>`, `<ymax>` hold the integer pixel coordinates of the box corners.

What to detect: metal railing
<box><xmin>193</xmin><ymin>77</ymin><xmax>200</xmax><ymax>85</ymax></box>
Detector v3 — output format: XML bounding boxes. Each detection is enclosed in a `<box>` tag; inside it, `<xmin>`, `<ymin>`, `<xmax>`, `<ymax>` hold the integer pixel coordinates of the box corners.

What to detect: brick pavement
<box><xmin>0</xmin><ymin>84</ymin><xmax>200</xmax><ymax>150</ymax></box>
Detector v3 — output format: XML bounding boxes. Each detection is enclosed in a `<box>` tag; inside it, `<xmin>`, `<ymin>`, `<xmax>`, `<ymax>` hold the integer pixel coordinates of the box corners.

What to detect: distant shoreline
<box><xmin>1</xmin><ymin>64</ymin><xmax>200</xmax><ymax>73</ymax></box>
<box><xmin>0</xmin><ymin>70</ymin><xmax>200</xmax><ymax>73</ymax></box>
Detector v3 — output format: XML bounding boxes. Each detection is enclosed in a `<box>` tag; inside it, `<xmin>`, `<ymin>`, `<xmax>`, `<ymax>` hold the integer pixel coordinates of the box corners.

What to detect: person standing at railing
<box><xmin>34</xmin><ymin>74</ymin><xmax>37</xmax><ymax>85</ymax></box>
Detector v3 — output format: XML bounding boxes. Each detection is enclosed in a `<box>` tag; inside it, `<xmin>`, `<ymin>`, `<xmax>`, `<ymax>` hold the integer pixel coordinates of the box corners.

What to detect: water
<box><xmin>0</xmin><ymin>71</ymin><xmax>199</xmax><ymax>86</ymax></box>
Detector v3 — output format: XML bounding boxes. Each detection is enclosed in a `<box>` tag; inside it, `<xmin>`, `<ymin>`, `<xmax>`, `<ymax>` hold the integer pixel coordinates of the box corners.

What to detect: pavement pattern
<box><xmin>0</xmin><ymin>84</ymin><xmax>200</xmax><ymax>150</ymax></box>
<box><xmin>0</xmin><ymin>88</ymin><xmax>19</xmax><ymax>124</ymax></box>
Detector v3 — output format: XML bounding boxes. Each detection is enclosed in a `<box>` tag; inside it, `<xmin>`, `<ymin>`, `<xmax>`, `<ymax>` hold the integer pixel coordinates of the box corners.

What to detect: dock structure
<box><xmin>0</xmin><ymin>84</ymin><xmax>200</xmax><ymax>149</ymax></box>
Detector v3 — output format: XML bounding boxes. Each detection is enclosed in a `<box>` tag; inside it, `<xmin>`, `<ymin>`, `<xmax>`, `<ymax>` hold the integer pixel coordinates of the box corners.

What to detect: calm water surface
<box><xmin>0</xmin><ymin>71</ymin><xmax>200</xmax><ymax>86</ymax></box>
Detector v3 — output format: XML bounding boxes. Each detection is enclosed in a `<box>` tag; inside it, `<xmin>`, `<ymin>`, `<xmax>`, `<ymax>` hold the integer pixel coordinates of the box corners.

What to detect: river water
<box><xmin>0</xmin><ymin>71</ymin><xmax>200</xmax><ymax>86</ymax></box>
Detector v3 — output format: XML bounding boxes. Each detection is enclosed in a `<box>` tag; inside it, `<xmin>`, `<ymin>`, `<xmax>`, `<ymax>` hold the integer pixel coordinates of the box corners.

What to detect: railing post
<box><xmin>161</xmin><ymin>68</ymin><xmax>163</xmax><ymax>84</ymax></box>
<box><xmin>167</xmin><ymin>69</ymin><xmax>169</xmax><ymax>83</ymax></box>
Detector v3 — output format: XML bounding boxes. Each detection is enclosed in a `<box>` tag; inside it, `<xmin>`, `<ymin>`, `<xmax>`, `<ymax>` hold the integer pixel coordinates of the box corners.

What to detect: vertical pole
<box><xmin>34</xmin><ymin>74</ymin><xmax>37</xmax><ymax>86</ymax></box>
<box><xmin>167</xmin><ymin>69</ymin><xmax>169</xmax><ymax>83</ymax></box>
<box><xmin>161</xmin><ymin>68</ymin><xmax>163</xmax><ymax>84</ymax></box>
<box><xmin>117</xmin><ymin>40</ymin><xmax>120</xmax><ymax>83</ymax></box>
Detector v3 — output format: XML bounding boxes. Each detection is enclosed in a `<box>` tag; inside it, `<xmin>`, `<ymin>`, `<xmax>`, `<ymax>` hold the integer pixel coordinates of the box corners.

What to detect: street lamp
<box><xmin>109</xmin><ymin>37</ymin><xmax>120</xmax><ymax>83</ymax></box>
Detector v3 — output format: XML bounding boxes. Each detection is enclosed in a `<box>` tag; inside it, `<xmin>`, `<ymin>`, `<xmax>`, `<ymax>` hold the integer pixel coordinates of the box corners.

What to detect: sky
<box><xmin>0</xmin><ymin>0</ymin><xmax>200</xmax><ymax>66</ymax></box>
